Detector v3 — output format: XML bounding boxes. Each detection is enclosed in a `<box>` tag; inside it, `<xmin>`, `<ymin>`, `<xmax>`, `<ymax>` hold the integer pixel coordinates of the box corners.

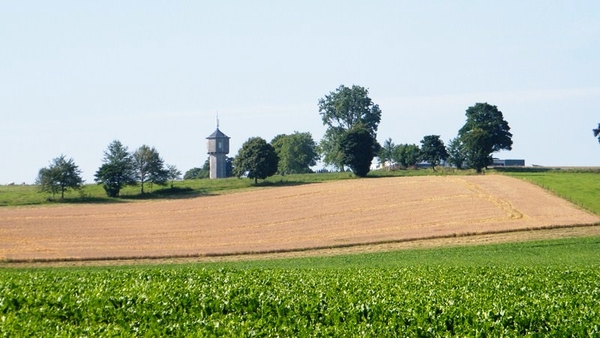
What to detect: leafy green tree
<box><xmin>339</xmin><ymin>125</ymin><xmax>378</xmax><ymax>177</ymax></box>
<box><xmin>458</xmin><ymin>103</ymin><xmax>513</xmax><ymax>173</ymax></box>
<box><xmin>271</xmin><ymin>132</ymin><xmax>319</xmax><ymax>175</ymax></box>
<box><xmin>378</xmin><ymin>138</ymin><xmax>395</xmax><ymax>169</ymax></box>
<box><xmin>95</xmin><ymin>140</ymin><xmax>136</xmax><ymax>197</ymax></box>
<box><xmin>318</xmin><ymin>85</ymin><xmax>382</xmax><ymax>170</ymax></box>
<box><xmin>318</xmin><ymin>128</ymin><xmax>346</xmax><ymax>171</ymax></box>
<box><xmin>166</xmin><ymin>164</ymin><xmax>181</xmax><ymax>188</ymax></box>
<box><xmin>393</xmin><ymin>144</ymin><xmax>421</xmax><ymax>168</ymax></box>
<box><xmin>593</xmin><ymin>124</ymin><xmax>600</xmax><ymax>143</ymax></box>
<box><xmin>184</xmin><ymin>167</ymin><xmax>202</xmax><ymax>180</ymax></box>
<box><xmin>36</xmin><ymin>155</ymin><xmax>84</xmax><ymax>199</ymax></box>
<box><xmin>446</xmin><ymin>137</ymin><xmax>467</xmax><ymax>169</ymax></box>
<box><xmin>233</xmin><ymin>137</ymin><xmax>279</xmax><ymax>184</ymax></box>
<box><xmin>132</xmin><ymin>145</ymin><xmax>169</xmax><ymax>193</ymax></box>
<box><xmin>420</xmin><ymin>135</ymin><xmax>448</xmax><ymax>170</ymax></box>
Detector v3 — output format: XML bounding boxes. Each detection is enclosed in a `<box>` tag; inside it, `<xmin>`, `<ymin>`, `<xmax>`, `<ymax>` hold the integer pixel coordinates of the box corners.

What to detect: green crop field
<box><xmin>2</xmin><ymin>237</ymin><xmax>600</xmax><ymax>336</ymax></box>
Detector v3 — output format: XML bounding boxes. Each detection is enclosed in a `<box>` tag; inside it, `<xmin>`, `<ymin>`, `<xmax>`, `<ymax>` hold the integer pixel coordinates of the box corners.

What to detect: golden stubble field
<box><xmin>1</xmin><ymin>175</ymin><xmax>599</xmax><ymax>263</ymax></box>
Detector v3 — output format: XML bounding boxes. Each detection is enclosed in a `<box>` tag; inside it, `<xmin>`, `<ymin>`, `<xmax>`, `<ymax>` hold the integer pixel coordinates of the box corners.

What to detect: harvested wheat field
<box><xmin>1</xmin><ymin>175</ymin><xmax>599</xmax><ymax>263</ymax></box>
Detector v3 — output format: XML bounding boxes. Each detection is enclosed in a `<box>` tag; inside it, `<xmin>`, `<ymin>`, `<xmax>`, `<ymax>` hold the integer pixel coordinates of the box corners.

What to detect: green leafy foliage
<box><xmin>446</xmin><ymin>137</ymin><xmax>467</xmax><ymax>169</ymax></box>
<box><xmin>132</xmin><ymin>145</ymin><xmax>169</xmax><ymax>194</ymax></box>
<box><xmin>419</xmin><ymin>135</ymin><xmax>448</xmax><ymax>170</ymax></box>
<box><xmin>94</xmin><ymin>140</ymin><xmax>136</xmax><ymax>197</ymax></box>
<box><xmin>2</xmin><ymin>263</ymin><xmax>600</xmax><ymax>336</ymax></box>
<box><xmin>319</xmin><ymin>85</ymin><xmax>382</xmax><ymax>171</ymax></box>
<box><xmin>339</xmin><ymin>125</ymin><xmax>379</xmax><ymax>177</ymax></box>
<box><xmin>35</xmin><ymin>155</ymin><xmax>84</xmax><ymax>199</ymax></box>
<box><xmin>318</xmin><ymin>127</ymin><xmax>346</xmax><ymax>171</ymax></box>
<box><xmin>184</xmin><ymin>158</ymin><xmax>210</xmax><ymax>180</ymax></box>
<box><xmin>393</xmin><ymin>144</ymin><xmax>421</xmax><ymax>168</ymax></box>
<box><xmin>233</xmin><ymin>137</ymin><xmax>278</xmax><ymax>184</ymax></box>
<box><xmin>271</xmin><ymin>132</ymin><xmax>319</xmax><ymax>175</ymax></box>
<box><xmin>458</xmin><ymin>103</ymin><xmax>512</xmax><ymax>173</ymax></box>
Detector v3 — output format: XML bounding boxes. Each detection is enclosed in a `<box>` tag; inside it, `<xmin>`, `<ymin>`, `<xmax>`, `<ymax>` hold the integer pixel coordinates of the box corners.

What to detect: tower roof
<box><xmin>206</xmin><ymin>128</ymin><xmax>230</xmax><ymax>139</ymax></box>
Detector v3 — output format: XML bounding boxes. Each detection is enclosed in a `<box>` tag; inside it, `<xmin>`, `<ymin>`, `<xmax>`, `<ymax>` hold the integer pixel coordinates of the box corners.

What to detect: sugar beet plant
<box><xmin>2</xmin><ymin>266</ymin><xmax>600</xmax><ymax>336</ymax></box>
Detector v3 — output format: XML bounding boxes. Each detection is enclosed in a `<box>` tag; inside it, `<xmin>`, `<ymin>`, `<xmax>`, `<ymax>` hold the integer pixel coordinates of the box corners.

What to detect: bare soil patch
<box><xmin>1</xmin><ymin>175</ymin><xmax>598</xmax><ymax>265</ymax></box>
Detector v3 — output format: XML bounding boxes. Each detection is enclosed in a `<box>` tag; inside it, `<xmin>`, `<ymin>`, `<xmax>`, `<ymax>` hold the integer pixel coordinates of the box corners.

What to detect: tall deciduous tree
<box><xmin>339</xmin><ymin>125</ymin><xmax>378</xmax><ymax>177</ymax></box>
<box><xmin>233</xmin><ymin>137</ymin><xmax>278</xmax><ymax>184</ymax></box>
<box><xmin>271</xmin><ymin>132</ymin><xmax>319</xmax><ymax>175</ymax></box>
<box><xmin>318</xmin><ymin>85</ymin><xmax>382</xmax><ymax>170</ymax></box>
<box><xmin>420</xmin><ymin>135</ymin><xmax>448</xmax><ymax>170</ymax></box>
<box><xmin>36</xmin><ymin>155</ymin><xmax>84</xmax><ymax>199</ymax></box>
<box><xmin>95</xmin><ymin>140</ymin><xmax>136</xmax><ymax>197</ymax></box>
<box><xmin>458</xmin><ymin>103</ymin><xmax>512</xmax><ymax>173</ymax></box>
<box><xmin>132</xmin><ymin>145</ymin><xmax>168</xmax><ymax>194</ymax></box>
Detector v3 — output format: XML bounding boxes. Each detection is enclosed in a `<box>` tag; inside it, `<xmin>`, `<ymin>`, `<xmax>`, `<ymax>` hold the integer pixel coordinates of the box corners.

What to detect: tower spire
<box><xmin>216</xmin><ymin>111</ymin><xmax>220</xmax><ymax>129</ymax></box>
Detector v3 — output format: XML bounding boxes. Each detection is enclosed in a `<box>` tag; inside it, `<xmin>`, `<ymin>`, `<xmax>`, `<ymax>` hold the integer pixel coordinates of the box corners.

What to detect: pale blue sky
<box><xmin>1</xmin><ymin>1</ymin><xmax>599</xmax><ymax>184</ymax></box>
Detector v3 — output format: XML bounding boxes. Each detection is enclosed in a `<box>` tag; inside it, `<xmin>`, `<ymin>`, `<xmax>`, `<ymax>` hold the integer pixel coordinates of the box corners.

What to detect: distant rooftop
<box><xmin>206</xmin><ymin>128</ymin><xmax>229</xmax><ymax>139</ymax></box>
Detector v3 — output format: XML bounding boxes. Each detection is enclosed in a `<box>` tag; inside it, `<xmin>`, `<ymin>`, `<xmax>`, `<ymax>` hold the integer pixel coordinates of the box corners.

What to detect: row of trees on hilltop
<box><xmin>94</xmin><ymin>141</ymin><xmax>181</xmax><ymax>197</ymax></box>
<box><xmin>376</xmin><ymin>103</ymin><xmax>513</xmax><ymax>173</ymax></box>
<box><xmin>35</xmin><ymin>84</ymin><xmax>516</xmax><ymax>198</ymax></box>
<box><xmin>36</xmin><ymin>141</ymin><xmax>182</xmax><ymax>199</ymax></box>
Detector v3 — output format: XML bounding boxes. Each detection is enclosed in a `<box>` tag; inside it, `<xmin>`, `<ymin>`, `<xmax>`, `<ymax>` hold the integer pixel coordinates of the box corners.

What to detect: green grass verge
<box><xmin>502</xmin><ymin>170</ymin><xmax>600</xmax><ymax>215</ymax></box>
<box><xmin>198</xmin><ymin>234</ymin><xmax>600</xmax><ymax>269</ymax></box>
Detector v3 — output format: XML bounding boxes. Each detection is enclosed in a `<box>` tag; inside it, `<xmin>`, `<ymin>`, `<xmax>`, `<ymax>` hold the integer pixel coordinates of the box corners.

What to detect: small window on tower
<box><xmin>218</xmin><ymin>141</ymin><xmax>222</xmax><ymax>150</ymax></box>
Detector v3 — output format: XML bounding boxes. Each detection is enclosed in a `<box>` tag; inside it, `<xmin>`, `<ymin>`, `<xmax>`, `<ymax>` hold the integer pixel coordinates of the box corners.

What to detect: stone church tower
<box><xmin>206</xmin><ymin>122</ymin><xmax>230</xmax><ymax>179</ymax></box>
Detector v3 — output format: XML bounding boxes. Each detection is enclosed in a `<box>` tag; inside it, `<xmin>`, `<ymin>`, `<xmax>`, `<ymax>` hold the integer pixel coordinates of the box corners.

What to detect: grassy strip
<box><xmin>502</xmin><ymin>171</ymin><xmax>600</xmax><ymax>215</ymax></box>
<box><xmin>205</xmin><ymin>233</ymin><xmax>600</xmax><ymax>270</ymax></box>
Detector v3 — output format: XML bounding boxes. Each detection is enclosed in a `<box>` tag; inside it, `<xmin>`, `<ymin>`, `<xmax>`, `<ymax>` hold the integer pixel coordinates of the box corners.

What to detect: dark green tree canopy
<box><xmin>461</xmin><ymin>128</ymin><xmax>492</xmax><ymax>173</ymax></box>
<box><xmin>94</xmin><ymin>140</ymin><xmax>136</xmax><ymax>197</ymax></box>
<box><xmin>233</xmin><ymin>137</ymin><xmax>278</xmax><ymax>184</ymax></box>
<box><xmin>36</xmin><ymin>155</ymin><xmax>84</xmax><ymax>199</ymax></box>
<box><xmin>458</xmin><ymin>103</ymin><xmax>512</xmax><ymax>173</ymax></box>
<box><xmin>420</xmin><ymin>135</ymin><xmax>448</xmax><ymax>170</ymax></box>
<box><xmin>318</xmin><ymin>85</ymin><xmax>382</xmax><ymax>171</ymax></box>
<box><xmin>339</xmin><ymin>125</ymin><xmax>379</xmax><ymax>177</ymax></box>
<box><xmin>593</xmin><ymin>123</ymin><xmax>600</xmax><ymax>143</ymax></box>
<box><xmin>271</xmin><ymin>132</ymin><xmax>319</xmax><ymax>175</ymax></box>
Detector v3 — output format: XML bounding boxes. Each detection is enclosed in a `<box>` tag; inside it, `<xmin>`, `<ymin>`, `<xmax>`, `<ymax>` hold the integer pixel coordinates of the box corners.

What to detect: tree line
<box><xmin>37</xmin><ymin>141</ymin><xmax>182</xmax><ymax>199</ymax></box>
<box><xmin>36</xmin><ymin>84</ymin><xmax>516</xmax><ymax>199</ymax></box>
